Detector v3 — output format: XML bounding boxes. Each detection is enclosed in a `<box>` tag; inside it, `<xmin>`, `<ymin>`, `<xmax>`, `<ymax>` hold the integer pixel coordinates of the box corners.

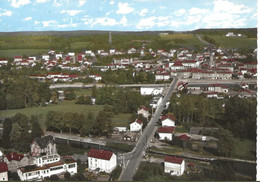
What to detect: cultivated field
<box><xmin>208</xmin><ymin>35</ymin><xmax>257</xmax><ymax>48</ymax></box>
<box><xmin>0</xmin><ymin>49</ymin><xmax>48</xmax><ymax>58</ymax></box>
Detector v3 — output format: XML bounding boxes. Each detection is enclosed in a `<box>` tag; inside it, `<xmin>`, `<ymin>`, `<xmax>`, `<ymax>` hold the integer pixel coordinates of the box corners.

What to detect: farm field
<box><xmin>0</xmin><ymin>49</ymin><xmax>48</xmax><ymax>58</ymax></box>
<box><xmin>160</xmin><ymin>33</ymin><xmax>205</xmax><ymax>48</ymax></box>
<box><xmin>0</xmin><ymin>100</ymin><xmax>130</xmax><ymax>128</ymax></box>
<box><xmin>207</xmin><ymin>35</ymin><xmax>257</xmax><ymax>48</ymax></box>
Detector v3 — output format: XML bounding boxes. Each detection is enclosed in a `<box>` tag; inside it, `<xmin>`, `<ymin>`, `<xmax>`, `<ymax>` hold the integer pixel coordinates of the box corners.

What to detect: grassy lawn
<box><xmin>175</xmin><ymin>126</ymin><xmax>188</xmax><ymax>133</ymax></box>
<box><xmin>0</xmin><ymin>100</ymin><xmax>132</xmax><ymax>128</ymax></box>
<box><xmin>111</xmin><ymin>113</ymin><xmax>131</xmax><ymax>127</ymax></box>
<box><xmin>160</xmin><ymin>34</ymin><xmax>205</xmax><ymax>47</ymax></box>
<box><xmin>208</xmin><ymin>35</ymin><xmax>257</xmax><ymax>48</ymax></box>
<box><xmin>233</xmin><ymin>138</ymin><xmax>256</xmax><ymax>160</ymax></box>
<box><xmin>0</xmin><ymin>49</ymin><xmax>48</xmax><ymax>58</ymax></box>
<box><xmin>74</xmin><ymin>88</ymin><xmax>92</xmax><ymax>97</ymax></box>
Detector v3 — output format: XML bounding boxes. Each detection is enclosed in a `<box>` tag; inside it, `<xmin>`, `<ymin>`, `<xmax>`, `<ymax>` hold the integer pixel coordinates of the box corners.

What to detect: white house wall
<box><xmin>162</xmin><ymin>119</ymin><xmax>175</xmax><ymax>127</ymax></box>
<box><xmin>164</xmin><ymin>161</ymin><xmax>185</xmax><ymax>176</ymax></box>
<box><xmin>159</xmin><ymin>133</ymin><xmax>172</xmax><ymax>141</ymax></box>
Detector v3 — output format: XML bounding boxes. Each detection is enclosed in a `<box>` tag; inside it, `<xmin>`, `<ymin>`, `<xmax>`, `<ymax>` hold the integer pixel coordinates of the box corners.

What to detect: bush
<box><xmin>50</xmin><ymin>175</ymin><xmax>59</xmax><ymax>181</ymax></box>
<box><xmin>110</xmin><ymin>166</ymin><xmax>122</xmax><ymax>181</ymax></box>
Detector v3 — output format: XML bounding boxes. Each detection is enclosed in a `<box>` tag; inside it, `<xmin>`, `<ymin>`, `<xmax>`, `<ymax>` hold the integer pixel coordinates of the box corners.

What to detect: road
<box><xmin>196</xmin><ymin>34</ymin><xmax>215</xmax><ymax>46</ymax></box>
<box><xmin>49</xmin><ymin>79</ymin><xmax>256</xmax><ymax>89</ymax></box>
<box><xmin>119</xmin><ymin>78</ymin><xmax>179</xmax><ymax>181</ymax></box>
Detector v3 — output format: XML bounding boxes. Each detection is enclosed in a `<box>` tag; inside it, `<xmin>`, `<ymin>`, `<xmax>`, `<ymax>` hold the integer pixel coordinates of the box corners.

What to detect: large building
<box><xmin>164</xmin><ymin>156</ymin><xmax>185</xmax><ymax>176</ymax></box>
<box><xmin>30</xmin><ymin>135</ymin><xmax>57</xmax><ymax>157</ymax></box>
<box><xmin>88</xmin><ymin>149</ymin><xmax>117</xmax><ymax>173</ymax></box>
<box><xmin>17</xmin><ymin>155</ymin><xmax>77</xmax><ymax>181</ymax></box>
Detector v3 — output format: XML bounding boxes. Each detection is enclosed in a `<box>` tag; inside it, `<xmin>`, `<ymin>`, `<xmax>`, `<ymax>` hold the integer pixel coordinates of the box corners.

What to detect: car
<box><xmin>202</xmin><ymin>136</ymin><xmax>206</xmax><ymax>141</ymax></box>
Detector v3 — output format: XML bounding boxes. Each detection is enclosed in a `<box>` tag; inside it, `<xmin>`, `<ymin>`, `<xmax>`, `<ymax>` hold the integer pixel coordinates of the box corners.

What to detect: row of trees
<box><xmin>2</xmin><ymin>113</ymin><xmax>43</xmax><ymax>152</ymax></box>
<box><xmin>45</xmin><ymin>107</ymin><xmax>113</xmax><ymax>137</ymax></box>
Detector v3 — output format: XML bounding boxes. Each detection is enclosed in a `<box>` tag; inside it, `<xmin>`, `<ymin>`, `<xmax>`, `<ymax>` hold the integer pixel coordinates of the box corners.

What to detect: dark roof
<box><xmin>0</xmin><ymin>162</ymin><xmax>8</xmax><ymax>173</ymax></box>
<box><xmin>158</xmin><ymin>127</ymin><xmax>175</xmax><ymax>133</ymax></box>
<box><xmin>177</xmin><ymin>134</ymin><xmax>190</xmax><ymax>141</ymax></box>
<box><xmin>132</xmin><ymin>119</ymin><xmax>143</xmax><ymax>124</ymax></box>
<box><xmin>5</xmin><ymin>152</ymin><xmax>24</xmax><ymax>162</ymax></box>
<box><xmin>164</xmin><ymin>156</ymin><xmax>183</xmax><ymax>164</ymax></box>
<box><xmin>161</xmin><ymin>114</ymin><xmax>176</xmax><ymax>122</ymax></box>
<box><xmin>33</xmin><ymin>135</ymin><xmax>54</xmax><ymax>149</ymax></box>
<box><xmin>88</xmin><ymin>149</ymin><xmax>113</xmax><ymax>161</ymax></box>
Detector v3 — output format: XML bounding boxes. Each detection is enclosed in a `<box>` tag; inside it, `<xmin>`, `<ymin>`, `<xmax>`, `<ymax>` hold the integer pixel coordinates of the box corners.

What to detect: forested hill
<box><xmin>0</xmin><ymin>28</ymin><xmax>257</xmax><ymax>37</ymax></box>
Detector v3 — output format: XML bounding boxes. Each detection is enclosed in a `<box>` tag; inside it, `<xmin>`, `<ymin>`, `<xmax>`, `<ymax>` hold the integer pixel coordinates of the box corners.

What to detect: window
<box><xmin>69</xmin><ymin>164</ymin><xmax>75</xmax><ymax>168</ymax></box>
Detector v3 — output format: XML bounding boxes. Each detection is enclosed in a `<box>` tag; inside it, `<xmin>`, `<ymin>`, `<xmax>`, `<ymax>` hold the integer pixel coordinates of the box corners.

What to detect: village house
<box><xmin>14</xmin><ymin>56</ymin><xmax>23</xmax><ymax>62</ymax></box>
<box><xmin>164</xmin><ymin>156</ymin><xmax>185</xmax><ymax>176</ymax></box>
<box><xmin>137</xmin><ymin>106</ymin><xmax>150</xmax><ymax>118</ymax></box>
<box><xmin>30</xmin><ymin>135</ymin><xmax>57</xmax><ymax>157</ymax></box>
<box><xmin>157</xmin><ymin>127</ymin><xmax>175</xmax><ymax>141</ymax></box>
<box><xmin>0</xmin><ymin>58</ymin><xmax>8</xmax><ymax>66</ymax></box>
<box><xmin>207</xmin><ymin>84</ymin><xmax>229</xmax><ymax>93</ymax></box>
<box><xmin>161</xmin><ymin>114</ymin><xmax>176</xmax><ymax>127</ymax></box>
<box><xmin>88</xmin><ymin>149</ymin><xmax>117</xmax><ymax>173</ymax></box>
<box><xmin>140</xmin><ymin>86</ymin><xmax>164</xmax><ymax>96</ymax></box>
<box><xmin>17</xmin><ymin>156</ymin><xmax>77</xmax><ymax>181</ymax></box>
<box><xmin>130</xmin><ymin>119</ymin><xmax>143</xmax><ymax>132</ymax></box>
<box><xmin>89</xmin><ymin>74</ymin><xmax>102</xmax><ymax>82</ymax></box>
<box><xmin>4</xmin><ymin>152</ymin><xmax>29</xmax><ymax>172</ymax></box>
<box><xmin>155</xmin><ymin>72</ymin><xmax>171</xmax><ymax>81</ymax></box>
<box><xmin>0</xmin><ymin>162</ymin><xmax>8</xmax><ymax>181</ymax></box>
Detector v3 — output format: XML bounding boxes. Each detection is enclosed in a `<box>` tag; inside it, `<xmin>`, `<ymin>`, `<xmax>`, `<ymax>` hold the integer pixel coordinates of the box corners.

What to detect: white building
<box><xmin>158</xmin><ymin>127</ymin><xmax>175</xmax><ymax>141</ymax></box>
<box><xmin>130</xmin><ymin>119</ymin><xmax>143</xmax><ymax>132</ymax></box>
<box><xmin>161</xmin><ymin>114</ymin><xmax>176</xmax><ymax>127</ymax></box>
<box><xmin>137</xmin><ymin>106</ymin><xmax>150</xmax><ymax>118</ymax></box>
<box><xmin>164</xmin><ymin>156</ymin><xmax>185</xmax><ymax>176</ymax></box>
<box><xmin>0</xmin><ymin>162</ymin><xmax>8</xmax><ymax>181</ymax></box>
<box><xmin>17</xmin><ymin>156</ymin><xmax>77</xmax><ymax>181</ymax></box>
<box><xmin>140</xmin><ymin>87</ymin><xmax>164</xmax><ymax>96</ymax></box>
<box><xmin>150</xmin><ymin>95</ymin><xmax>163</xmax><ymax>109</ymax></box>
<box><xmin>88</xmin><ymin>149</ymin><xmax>117</xmax><ymax>173</ymax></box>
<box><xmin>89</xmin><ymin>74</ymin><xmax>102</xmax><ymax>82</ymax></box>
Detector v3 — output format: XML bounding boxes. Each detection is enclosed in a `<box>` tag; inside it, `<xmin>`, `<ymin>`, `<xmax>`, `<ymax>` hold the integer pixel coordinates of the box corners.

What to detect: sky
<box><xmin>0</xmin><ymin>0</ymin><xmax>258</xmax><ymax>32</ymax></box>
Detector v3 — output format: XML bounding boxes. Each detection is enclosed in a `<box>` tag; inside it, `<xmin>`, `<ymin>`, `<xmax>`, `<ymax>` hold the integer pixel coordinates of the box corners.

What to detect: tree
<box><xmin>93</xmin><ymin>110</ymin><xmax>113</xmax><ymax>137</ymax></box>
<box><xmin>64</xmin><ymin>89</ymin><xmax>76</xmax><ymax>100</ymax></box>
<box><xmin>2</xmin><ymin>118</ymin><xmax>12</xmax><ymax>148</ymax></box>
<box><xmin>91</xmin><ymin>85</ymin><xmax>97</xmax><ymax>97</ymax></box>
<box><xmin>30</xmin><ymin>115</ymin><xmax>43</xmax><ymax>139</ymax></box>
<box><xmin>216</xmin><ymin>129</ymin><xmax>234</xmax><ymax>157</ymax></box>
<box><xmin>10</xmin><ymin>123</ymin><xmax>23</xmax><ymax>150</ymax></box>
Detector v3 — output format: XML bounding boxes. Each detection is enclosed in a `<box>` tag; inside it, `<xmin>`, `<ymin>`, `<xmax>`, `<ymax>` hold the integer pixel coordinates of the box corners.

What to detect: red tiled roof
<box><xmin>158</xmin><ymin>127</ymin><xmax>175</xmax><ymax>133</ymax></box>
<box><xmin>88</xmin><ymin>149</ymin><xmax>113</xmax><ymax>161</ymax></box>
<box><xmin>177</xmin><ymin>134</ymin><xmax>190</xmax><ymax>141</ymax></box>
<box><xmin>164</xmin><ymin>156</ymin><xmax>183</xmax><ymax>164</ymax></box>
<box><xmin>5</xmin><ymin>152</ymin><xmax>24</xmax><ymax>162</ymax></box>
<box><xmin>173</xmin><ymin>62</ymin><xmax>183</xmax><ymax>66</ymax></box>
<box><xmin>140</xmin><ymin>105</ymin><xmax>148</xmax><ymax>111</ymax></box>
<box><xmin>0</xmin><ymin>162</ymin><xmax>8</xmax><ymax>173</ymax></box>
<box><xmin>132</xmin><ymin>119</ymin><xmax>143</xmax><ymax>124</ymax></box>
<box><xmin>161</xmin><ymin>114</ymin><xmax>176</xmax><ymax>122</ymax></box>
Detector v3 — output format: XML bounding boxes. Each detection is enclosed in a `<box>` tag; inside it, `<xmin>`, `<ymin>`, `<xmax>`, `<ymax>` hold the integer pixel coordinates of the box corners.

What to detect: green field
<box><xmin>160</xmin><ymin>33</ymin><xmax>205</xmax><ymax>48</ymax></box>
<box><xmin>0</xmin><ymin>49</ymin><xmax>48</xmax><ymax>58</ymax></box>
<box><xmin>233</xmin><ymin>138</ymin><xmax>256</xmax><ymax>160</ymax></box>
<box><xmin>207</xmin><ymin>35</ymin><xmax>257</xmax><ymax>48</ymax></box>
<box><xmin>0</xmin><ymin>100</ymin><xmax>130</xmax><ymax>128</ymax></box>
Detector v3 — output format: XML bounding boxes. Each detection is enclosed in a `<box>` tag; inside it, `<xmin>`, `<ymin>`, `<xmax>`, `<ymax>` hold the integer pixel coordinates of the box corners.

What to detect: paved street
<box><xmin>49</xmin><ymin>79</ymin><xmax>256</xmax><ymax>89</ymax></box>
<box><xmin>119</xmin><ymin>78</ymin><xmax>179</xmax><ymax>181</ymax></box>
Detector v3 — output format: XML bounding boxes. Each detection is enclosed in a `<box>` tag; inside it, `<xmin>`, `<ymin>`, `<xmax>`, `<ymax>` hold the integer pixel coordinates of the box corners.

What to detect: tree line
<box><xmin>169</xmin><ymin>94</ymin><xmax>256</xmax><ymax>141</ymax></box>
<box><xmin>46</xmin><ymin>106</ymin><xmax>113</xmax><ymax>137</ymax></box>
<box><xmin>2</xmin><ymin>113</ymin><xmax>43</xmax><ymax>152</ymax></box>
